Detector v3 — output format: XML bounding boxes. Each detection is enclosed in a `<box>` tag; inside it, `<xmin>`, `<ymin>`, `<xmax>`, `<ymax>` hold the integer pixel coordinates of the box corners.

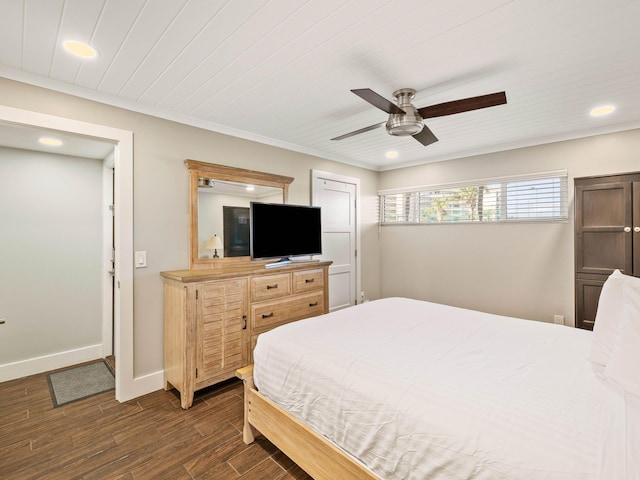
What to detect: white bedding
<box><xmin>253</xmin><ymin>297</ymin><xmax>626</xmax><ymax>480</ymax></box>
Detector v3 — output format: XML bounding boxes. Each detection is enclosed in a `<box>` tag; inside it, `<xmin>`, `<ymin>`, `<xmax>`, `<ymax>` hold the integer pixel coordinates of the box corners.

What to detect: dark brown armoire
<box><xmin>574</xmin><ymin>172</ymin><xmax>640</xmax><ymax>330</ymax></box>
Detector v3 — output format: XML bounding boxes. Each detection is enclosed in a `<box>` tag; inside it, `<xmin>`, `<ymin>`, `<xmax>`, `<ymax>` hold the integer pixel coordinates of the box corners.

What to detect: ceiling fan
<box><xmin>331</xmin><ymin>88</ymin><xmax>507</xmax><ymax>146</ymax></box>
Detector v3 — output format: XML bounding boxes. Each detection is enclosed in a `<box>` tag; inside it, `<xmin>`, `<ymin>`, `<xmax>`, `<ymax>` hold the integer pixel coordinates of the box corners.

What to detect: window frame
<box><xmin>378</xmin><ymin>170</ymin><xmax>568</xmax><ymax>226</ymax></box>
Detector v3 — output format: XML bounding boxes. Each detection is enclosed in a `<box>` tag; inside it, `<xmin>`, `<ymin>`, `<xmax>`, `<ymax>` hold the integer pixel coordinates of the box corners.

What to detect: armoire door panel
<box><xmin>575</xmin><ymin>182</ymin><xmax>633</xmax><ymax>276</ymax></box>
<box><xmin>581</xmin><ymin>232</ymin><xmax>629</xmax><ymax>274</ymax></box>
<box><xmin>575</xmin><ymin>278</ymin><xmax>604</xmax><ymax>331</ymax></box>
<box><xmin>580</xmin><ymin>184</ymin><xmax>627</xmax><ymax>227</ymax></box>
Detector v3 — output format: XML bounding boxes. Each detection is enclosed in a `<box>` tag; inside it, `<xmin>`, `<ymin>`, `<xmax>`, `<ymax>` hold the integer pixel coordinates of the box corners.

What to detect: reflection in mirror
<box><xmin>197</xmin><ymin>179</ymin><xmax>282</xmax><ymax>259</ymax></box>
<box><xmin>185</xmin><ymin>160</ymin><xmax>294</xmax><ymax>270</ymax></box>
<box><xmin>223</xmin><ymin>206</ymin><xmax>249</xmax><ymax>257</ymax></box>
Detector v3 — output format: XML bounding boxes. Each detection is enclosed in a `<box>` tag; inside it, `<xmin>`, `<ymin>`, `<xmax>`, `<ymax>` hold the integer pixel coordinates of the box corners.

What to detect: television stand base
<box><xmin>264</xmin><ymin>257</ymin><xmax>319</xmax><ymax>268</ymax></box>
<box><xmin>265</xmin><ymin>259</ymin><xmax>291</xmax><ymax>269</ymax></box>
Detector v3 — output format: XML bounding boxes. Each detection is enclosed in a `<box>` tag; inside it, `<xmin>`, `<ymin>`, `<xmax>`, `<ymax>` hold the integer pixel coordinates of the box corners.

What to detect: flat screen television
<box><xmin>250</xmin><ymin>202</ymin><xmax>322</xmax><ymax>265</ymax></box>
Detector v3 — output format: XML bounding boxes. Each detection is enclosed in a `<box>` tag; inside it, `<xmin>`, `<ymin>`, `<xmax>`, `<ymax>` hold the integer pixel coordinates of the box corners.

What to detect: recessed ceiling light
<box><xmin>246</xmin><ymin>185</ymin><xmax>255</xmax><ymax>191</ymax></box>
<box><xmin>385</xmin><ymin>151</ymin><xmax>399</xmax><ymax>158</ymax></box>
<box><xmin>63</xmin><ymin>40</ymin><xmax>98</xmax><ymax>59</ymax></box>
<box><xmin>590</xmin><ymin>105</ymin><xmax>615</xmax><ymax>116</ymax></box>
<box><xmin>38</xmin><ymin>137</ymin><xmax>63</xmax><ymax>146</ymax></box>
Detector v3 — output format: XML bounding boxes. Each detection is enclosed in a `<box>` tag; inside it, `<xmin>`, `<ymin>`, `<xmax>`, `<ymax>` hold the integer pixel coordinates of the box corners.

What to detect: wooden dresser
<box><xmin>161</xmin><ymin>260</ymin><xmax>331</xmax><ymax>409</ymax></box>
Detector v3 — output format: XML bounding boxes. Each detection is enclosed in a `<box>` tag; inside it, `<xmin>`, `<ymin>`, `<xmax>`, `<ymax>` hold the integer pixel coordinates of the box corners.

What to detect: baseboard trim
<box><xmin>117</xmin><ymin>370</ymin><xmax>165</xmax><ymax>403</ymax></box>
<box><xmin>0</xmin><ymin>347</ymin><xmax>165</xmax><ymax>403</ymax></box>
<box><xmin>0</xmin><ymin>344</ymin><xmax>103</xmax><ymax>383</ymax></box>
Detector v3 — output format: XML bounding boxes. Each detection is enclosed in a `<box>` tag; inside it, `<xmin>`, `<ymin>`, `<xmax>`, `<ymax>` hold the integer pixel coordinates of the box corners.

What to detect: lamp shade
<box><xmin>206</xmin><ymin>235</ymin><xmax>223</xmax><ymax>249</ymax></box>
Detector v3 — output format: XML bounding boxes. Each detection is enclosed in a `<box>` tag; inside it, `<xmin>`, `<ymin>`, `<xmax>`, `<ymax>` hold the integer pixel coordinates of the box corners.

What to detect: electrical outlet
<box><xmin>553</xmin><ymin>314</ymin><xmax>565</xmax><ymax>325</ymax></box>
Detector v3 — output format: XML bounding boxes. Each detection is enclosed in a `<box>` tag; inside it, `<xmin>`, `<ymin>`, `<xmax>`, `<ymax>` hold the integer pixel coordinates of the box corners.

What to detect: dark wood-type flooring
<box><xmin>0</xmin><ymin>361</ymin><xmax>313</xmax><ymax>480</ymax></box>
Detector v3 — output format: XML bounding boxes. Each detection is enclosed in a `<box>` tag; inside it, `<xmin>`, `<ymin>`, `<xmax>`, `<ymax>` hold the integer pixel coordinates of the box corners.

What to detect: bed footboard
<box><xmin>236</xmin><ymin>365</ymin><xmax>259</xmax><ymax>444</ymax></box>
<box><xmin>236</xmin><ymin>365</ymin><xmax>379</xmax><ymax>480</ymax></box>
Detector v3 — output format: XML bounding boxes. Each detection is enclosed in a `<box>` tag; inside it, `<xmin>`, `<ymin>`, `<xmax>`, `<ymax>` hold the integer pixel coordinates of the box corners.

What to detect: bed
<box><xmin>237</xmin><ymin>285</ymin><xmax>640</xmax><ymax>479</ymax></box>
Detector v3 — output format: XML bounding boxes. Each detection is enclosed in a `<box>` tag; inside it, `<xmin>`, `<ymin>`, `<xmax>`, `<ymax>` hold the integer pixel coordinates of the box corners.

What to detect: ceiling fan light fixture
<box><xmin>198</xmin><ymin>177</ymin><xmax>214</xmax><ymax>188</ymax></box>
<box><xmin>386</xmin><ymin>88</ymin><xmax>424</xmax><ymax>136</ymax></box>
<box><xmin>386</xmin><ymin>115</ymin><xmax>424</xmax><ymax>136</ymax></box>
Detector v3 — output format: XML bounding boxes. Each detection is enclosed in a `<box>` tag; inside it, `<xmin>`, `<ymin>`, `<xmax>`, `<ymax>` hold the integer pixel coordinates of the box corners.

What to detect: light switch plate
<box><xmin>135</xmin><ymin>251</ymin><xmax>147</xmax><ymax>268</ymax></box>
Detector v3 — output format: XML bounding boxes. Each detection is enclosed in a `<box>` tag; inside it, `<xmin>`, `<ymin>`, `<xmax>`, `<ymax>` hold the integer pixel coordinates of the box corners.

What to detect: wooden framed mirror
<box><xmin>185</xmin><ymin>160</ymin><xmax>294</xmax><ymax>270</ymax></box>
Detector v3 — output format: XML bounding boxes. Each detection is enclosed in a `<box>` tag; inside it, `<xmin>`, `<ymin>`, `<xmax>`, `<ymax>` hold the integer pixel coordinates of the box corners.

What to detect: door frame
<box><xmin>0</xmin><ymin>105</ymin><xmax>135</xmax><ymax>402</ymax></box>
<box><xmin>102</xmin><ymin>154</ymin><xmax>115</xmax><ymax>358</ymax></box>
<box><xmin>311</xmin><ymin>169</ymin><xmax>361</xmax><ymax>307</ymax></box>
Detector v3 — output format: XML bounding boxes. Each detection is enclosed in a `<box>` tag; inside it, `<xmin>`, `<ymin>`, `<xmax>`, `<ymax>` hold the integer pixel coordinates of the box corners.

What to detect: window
<box><xmin>379</xmin><ymin>170</ymin><xmax>568</xmax><ymax>225</ymax></box>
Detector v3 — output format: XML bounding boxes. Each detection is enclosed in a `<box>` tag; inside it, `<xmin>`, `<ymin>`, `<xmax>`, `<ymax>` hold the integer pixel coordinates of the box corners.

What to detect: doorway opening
<box><xmin>0</xmin><ymin>105</ymin><xmax>134</xmax><ymax>401</ymax></box>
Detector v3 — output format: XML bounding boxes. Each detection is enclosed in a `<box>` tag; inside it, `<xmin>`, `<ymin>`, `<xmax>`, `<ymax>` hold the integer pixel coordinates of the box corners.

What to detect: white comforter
<box><xmin>253</xmin><ymin>297</ymin><xmax>626</xmax><ymax>480</ymax></box>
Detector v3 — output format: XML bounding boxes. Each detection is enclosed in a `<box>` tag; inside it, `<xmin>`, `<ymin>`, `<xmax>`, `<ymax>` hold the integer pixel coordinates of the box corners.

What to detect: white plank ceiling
<box><xmin>0</xmin><ymin>0</ymin><xmax>639</xmax><ymax>170</ymax></box>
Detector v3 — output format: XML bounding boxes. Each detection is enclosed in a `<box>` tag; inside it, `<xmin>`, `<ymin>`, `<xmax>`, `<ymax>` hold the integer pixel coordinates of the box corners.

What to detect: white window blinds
<box><xmin>379</xmin><ymin>170</ymin><xmax>568</xmax><ymax>225</ymax></box>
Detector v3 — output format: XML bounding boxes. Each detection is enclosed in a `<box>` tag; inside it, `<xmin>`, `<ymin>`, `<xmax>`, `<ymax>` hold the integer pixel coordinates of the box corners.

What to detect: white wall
<box><xmin>378</xmin><ymin>129</ymin><xmax>640</xmax><ymax>325</ymax></box>
<box><xmin>0</xmin><ymin>146</ymin><xmax>103</xmax><ymax>363</ymax></box>
<box><xmin>0</xmin><ymin>77</ymin><xmax>381</xmax><ymax>382</ymax></box>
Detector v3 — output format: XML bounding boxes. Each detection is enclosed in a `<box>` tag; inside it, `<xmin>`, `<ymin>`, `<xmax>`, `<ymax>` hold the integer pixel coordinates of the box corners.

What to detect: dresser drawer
<box><xmin>251</xmin><ymin>291</ymin><xmax>325</xmax><ymax>334</ymax></box>
<box><xmin>293</xmin><ymin>268</ymin><xmax>324</xmax><ymax>293</ymax></box>
<box><xmin>251</xmin><ymin>273</ymin><xmax>291</xmax><ymax>301</ymax></box>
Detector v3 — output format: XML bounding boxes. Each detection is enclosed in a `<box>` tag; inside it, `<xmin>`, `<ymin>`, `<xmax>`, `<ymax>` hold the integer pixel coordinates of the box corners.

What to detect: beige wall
<box><xmin>378</xmin><ymin>128</ymin><xmax>640</xmax><ymax>325</ymax></box>
<box><xmin>0</xmin><ymin>78</ymin><xmax>381</xmax><ymax>378</ymax></box>
<box><xmin>0</xmin><ymin>147</ymin><xmax>103</xmax><ymax>364</ymax></box>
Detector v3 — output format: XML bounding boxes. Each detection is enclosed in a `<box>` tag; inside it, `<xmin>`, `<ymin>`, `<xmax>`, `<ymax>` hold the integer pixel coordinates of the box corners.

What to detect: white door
<box><xmin>312</xmin><ymin>171</ymin><xmax>359</xmax><ymax>311</ymax></box>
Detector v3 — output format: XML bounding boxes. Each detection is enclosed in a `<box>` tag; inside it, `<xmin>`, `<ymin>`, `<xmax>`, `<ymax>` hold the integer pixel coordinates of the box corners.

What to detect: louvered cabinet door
<box><xmin>196</xmin><ymin>278</ymin><xmax>248</xmax><ymax>388</ymax></box>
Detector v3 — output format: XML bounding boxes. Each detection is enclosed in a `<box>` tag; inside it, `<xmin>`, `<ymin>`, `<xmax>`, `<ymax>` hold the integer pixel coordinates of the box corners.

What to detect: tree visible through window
<box><xmin>380</xmin><ymin>171</ymin><xmax>568</xmax><ymax>225</ymax></box>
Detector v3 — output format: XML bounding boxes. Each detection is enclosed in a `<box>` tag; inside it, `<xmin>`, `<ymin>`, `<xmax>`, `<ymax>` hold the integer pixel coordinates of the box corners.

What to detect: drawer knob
<box><xmin>624</xmin><ymin>226</ymin><xmax>631</xmax><ymax>233</ymax></box>
<box><xmin>309</xmin><ymin>302</ymin><xmax>319</xmax><ymax>307</ymax></box>
<box><xmin>305</xmin><ymin>278</ymin><xmax>315</xmax><ymax>283</ymax></box>
<box><xmin>262</xmin><ymin>312</ymin><xmax>274</xmax><ymax>319</ymax></box>
<box><xmin>266</xmin><ymin>284</ymin><xmax>278</xmax><ymax>289</ymax></box>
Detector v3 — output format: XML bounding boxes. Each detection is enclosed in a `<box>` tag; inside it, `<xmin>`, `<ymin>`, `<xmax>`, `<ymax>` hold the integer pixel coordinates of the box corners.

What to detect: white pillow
<box><xmin>604</xmin><ymin>279</ymin><xmax>640</xmax><ymax>397</ymax></box>
<box><xmin>588</xmin><ymin>270</ymin><xmax>630</xmax><ymax>366</ymax></box>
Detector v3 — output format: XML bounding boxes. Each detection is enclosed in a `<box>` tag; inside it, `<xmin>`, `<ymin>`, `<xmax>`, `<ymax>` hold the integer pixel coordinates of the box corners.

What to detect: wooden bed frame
<box><xmin>236</xmin><ymin>365</ymin><xmax>379</xmax><ymax>480</ymax></box>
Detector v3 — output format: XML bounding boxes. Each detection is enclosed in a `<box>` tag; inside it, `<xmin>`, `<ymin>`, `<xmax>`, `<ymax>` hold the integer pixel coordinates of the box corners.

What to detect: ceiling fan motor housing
<box><xmin>386</xmin><ymin>88</ymin><xmax>424</xmax><ymax>136</ymax></box>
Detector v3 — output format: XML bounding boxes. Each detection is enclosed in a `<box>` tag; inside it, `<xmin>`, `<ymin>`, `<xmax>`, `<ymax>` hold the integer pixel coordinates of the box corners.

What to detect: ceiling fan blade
<box><xmin>351</xmin><ymin>88</ymin><xmax>405</xmax><ymax>115</ymax></box>
<box><xmin>417</xmin><ymin>92</ymin><xmax>506</xmax><ymax>119</ymax></box>
<box><xmin>331</xmin><ymin>122</ymin><xmax>385</xmax><ymax>141</ymax></box>
<box><xmin>412</xmin><ymin>125</ymin><xmax>439</xmax><ymax>146</ymax></box>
